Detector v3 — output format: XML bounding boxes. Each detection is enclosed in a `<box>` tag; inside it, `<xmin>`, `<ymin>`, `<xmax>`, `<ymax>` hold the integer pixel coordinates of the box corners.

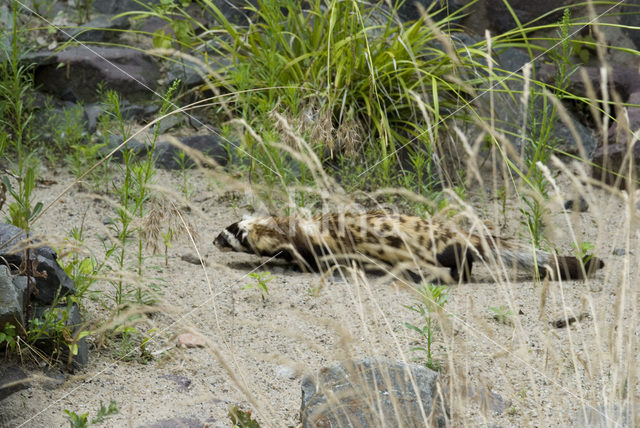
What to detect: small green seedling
<box><xmin>403</xmin><ymin>283</ymin><xmax>449</xmax><ymax>371</ymax></box>
<box><xmin>243</xmin><ymin>272</ymin><xmax>275</xmax><ymax>299</ymax></box>
<box><xmin>229</xmin><ymin>405</ymin><xmax>260</xmax><ymax>428</ymax></box>
<box><xmin>571</xmin><ymin>241</ymin><xmax>595</xmax><ymax>264</ymax></box>
<box><xmin>0</xmin><ymin>322</ymin><xmax>17</xmax><ymax>352</ymax></box>
<box><xmin>489</xmin><ymin>306</ymin><xmax>514</xmax><ymax>326</ymax></box>
<box><xmin>63</xmin><ymin>400</ymin><xmax>118</xmax><ymax>428</ymax></box>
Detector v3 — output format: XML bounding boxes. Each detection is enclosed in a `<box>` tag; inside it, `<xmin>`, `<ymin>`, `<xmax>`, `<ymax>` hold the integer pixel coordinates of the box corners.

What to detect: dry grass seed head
<box><xmin>138</xmin><ymin>196</ymin><xmax>198</xmax><ymax>254</ymax></box>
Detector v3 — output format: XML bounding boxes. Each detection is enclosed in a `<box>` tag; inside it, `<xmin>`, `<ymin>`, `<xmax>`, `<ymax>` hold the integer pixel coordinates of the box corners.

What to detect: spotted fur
<box><xmin>214</xmin><ymin>212</ymin><xmax>604</xmax><ymax>283</ymax></box>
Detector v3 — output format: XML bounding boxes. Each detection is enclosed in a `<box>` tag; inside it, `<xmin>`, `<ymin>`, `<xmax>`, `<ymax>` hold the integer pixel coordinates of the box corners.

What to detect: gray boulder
<box><xmin>300</xmin><ymin>358</ymin><xmax>440</xmax><ymax>427</ymax></box>
<box><xmin>0</xmin><ymin>366</ymin><xmax>29</xmax><ymax>401</ymax></box>
<box><xmin>26</xmin><ymin>46</ymin><xmax>160</xmax><ymax>103</ymax></box>
<box><xmin>59</xmin><ymin>14</ymin><xmax>130</xmax><ymax>43</ymax></box>
<box><xmin>0</xmin><ymin>223</ymin><xmax>75</xmax><ymax>304</ymax></box>
<box><xmin>0</xmin><ymin>266</ymin><xmax>26</xmax><ymax>328</ymax></box>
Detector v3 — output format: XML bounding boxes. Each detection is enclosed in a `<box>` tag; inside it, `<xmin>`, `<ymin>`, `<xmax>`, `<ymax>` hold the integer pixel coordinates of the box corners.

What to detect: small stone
<box><xmin>181</xmin><ymin>253</ymin><xmax>206</xmax><ymax>266</ymax></box>
<box><xmin>159</xmin><ymin>374</ymin><xmax>192</xmax><ymax>392</ymax></box>
<box><xmin>275</xmin><ymin>365</ymin><xmax>297</xmax><ymax>380</ymax></box>
<box><xmin>138</xmin><ymin>417</ymin><xmax>204</xmax><ymax>428</ymax></box>
<box><xmin>613</xmin><ymin>248</ymin><xmax>628</xmax><ymax>256</ymax></box>
<box><xmin>177</xmin><ymin>332</ymin><xmax>206</xmax><ymax>348</ymax></box>
<box><xmin>564</xmin><ymin>196</ymin><xmax>589</xmax><ymax>212</ymax></box>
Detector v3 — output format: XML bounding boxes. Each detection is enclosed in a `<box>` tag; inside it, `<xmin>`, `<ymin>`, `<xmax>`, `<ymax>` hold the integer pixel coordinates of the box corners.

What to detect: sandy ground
<box><xmin>1</xmin><ymin>165</ymin><xmax>638</xmax><ymax>428</ymax></box>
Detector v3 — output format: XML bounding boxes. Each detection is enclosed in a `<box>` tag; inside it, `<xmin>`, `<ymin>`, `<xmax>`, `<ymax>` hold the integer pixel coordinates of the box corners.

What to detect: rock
<box><xmin>159</xmin><ymin>374</ymin><xmax>192</xmax><ymax>392</ymax></box>
<box><xmin>137</xmin><ymin>418</ymin><xmax>204</xmax><ymax>428</ymax></box>
<box><xmin>471</xmin><ymin>73</ymin><xmax>597</xmax><ymax>158</ymax></box>
<box><xmin>60</xmin><ymin>14</ymin><xmax>130</xmax><ymax>43</ymax></box>
<box><xmin>495</xmin><ymin>46</ymin><xmax>536</xmax><ymax>73</ymax></box>
<box><xmin>591</xmin><ymin>91</ymin><xmax>640</xmax><ymax>187</ymax></box>
<box><xmin>621</xmin><ymin>0</ymin><xmax>640</xmax><ymax>51</ymax></box>
<box><xmin>33</xmin><ymin>302</ymin><xmax>88</xmax><ymax>369</ymax></box>
<box><xmin>396</xmin><ymin>0</ymin><xmax>463</xmax><ymax>23</ymax></box>
<box><xmin>84</xmin><ymin>103</ymin><xmax>105</xmax><ymax>134</ymax></box>
<box><xmin>275</xmin><ymin>365</ymin><xmax>297</xmax><ymax>380</ymax></box>
<box><xmin>552</xmin><ymin>65</ymin><xmax>640</xmax><ymax>104</ymax></box>
<box><xmin>154</xmin><ymin>134</ymin><xmax>231</xmax><ymax>170</ymax></box>
<box><xmin>177</xmin><ymin>332</ymin><xmax>205</xmax><ymax>348</ymax></box>
<box><xmin>485</xmin><ymin>1</ymin><xmax>572</xmax><ymax>34</ymax></box>
<box><xmin>121</xmin><ymin>102</ymin><xmax>160</xmax><ymax>121</ymax></box>
<box><xmin>537</xmin><ymin>64</ymin><xmax>640</xmax><ymax>186</ymax></box>
<box><xmin>93</xmin><ymin>0</ymin><xmax>161</xmax><ymax>14</ymax></box>
<box><xmin>300</xmin><ymin>358</ymin><xmax>440</xmax><ymax>427</ymax></box>
<box><xmin>0</xmin><ymin>265</ymin><xmax>26</xmax><ymax>328</ymax></box>
<box><xmin>102</xmin><ymin>134</ymin><xmax>148</xmax><ymax>160</ymax></box>
<box><xmin>180</xmin><ymin>253</ymin><xmax>205</xmax><ymax>266</ymax></box>
<box><xmin>166</xmin><ymin>56</ymin><xmax>208</xmax><ymax>90</ymax></box>
<box><xmin>0</xmin><ymin>366</ymin><xmax>29</xmax><ymax>401</ymax></box>
<box><xmin>612</xmin><ymin>248</ymin><xmax>627</xmax><ymax>256</ymax></box>
<box><xmin>563</xmin><ymin>196</ymin><xmax>588</xmax><ymax>212</ymax></box>
<box><xmin>154</xmin><ymin>114</ymin><xmax>183</xmax><ymax>134</ymax></box>
<box><xmin>0</xmin><ymin>223</ymin><xmax>75</xmax><ymax>304</ymax></box>
<box><xmin>27</xmin><ymin>46</ymin><xmax>160</xmax><ymax>103</ymax></box>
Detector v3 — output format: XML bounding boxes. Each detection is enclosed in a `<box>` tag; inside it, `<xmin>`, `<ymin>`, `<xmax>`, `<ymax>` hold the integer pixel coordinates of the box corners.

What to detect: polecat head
<box><xmin>214</xmin><ymin>221</ymin><xmax>251</xmax><ymax>253</ymax></box>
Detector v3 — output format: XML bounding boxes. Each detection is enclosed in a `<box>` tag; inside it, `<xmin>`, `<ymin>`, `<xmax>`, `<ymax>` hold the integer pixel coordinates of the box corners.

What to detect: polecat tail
<box><xmin>488</xmin><ymin>245</ymin><xmax>604</xmax><ymax>280</ymax></box>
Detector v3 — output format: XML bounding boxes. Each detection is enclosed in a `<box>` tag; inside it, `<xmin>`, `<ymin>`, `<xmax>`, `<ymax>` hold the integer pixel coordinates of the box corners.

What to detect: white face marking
<box><xmin>220</xmin><ymin>229</ymin><xmax>246</xmax><ymax>252</ymax></box>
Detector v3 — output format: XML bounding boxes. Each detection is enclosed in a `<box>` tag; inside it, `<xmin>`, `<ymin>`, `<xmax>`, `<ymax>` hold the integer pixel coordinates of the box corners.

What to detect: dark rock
<box><xmin>154</xmin><ymin>134</ymin><xmax>231</xmax><ymax>170</ymax></box>
<box><xmin>207</xmin><ymin>0</ymin><xmax>257</xmax><ymax>26</ymax></box>
<box><xmin>60</xmin><ymin>14</ymin><xmax>130</xmax><ymax>43</ymax></box>
<box><xmin>31</xmin><ymin>102</ymin><xmax>87</xmax><ymax>145</ymax></box>
<box><xmin>300</xmin><ymin>358</ymin><xmax>439</xmax><ymax>427</ymax></box>
<box><xmin>0</xmin><ymin>265</ymin><xmax>26</xmax><ymax>328</ymax></box>
<box><xmin>472</xmin><ymin>78</ymin><xmax>597</xmax><ymax>158</ymax></box>
<box><xmin>486</xmin><ymin>0</ymin><xmax>573</xmax><ymax>34</ymax></box>
<box><xmin>137</xmin><ymin>418</ymin><xmax>204</xmax><ymax>428</ymax></box>
<box><xmin>42</xmin><ymin>368</ymin><xmax>66</xmax><ymax>390</ymax></box>
<box><xmin>564</xmin><ymin>196</ymin><xmax>588</xmax><ymax>212</ymax></box>
<box><xmin>546</xmin><ymin>65</ymin><xmax>640</xmax><ymax>104</ymax></box>
<box><xmin>154</xmin><ymin>114</ymin><xmax>183</xmax><ymax>134</ymax></box>
<box><xmin>166</xmin><ymin>57</ymin><xmax>207</xmax><ymax>90</ymax></box>
<box><xmin>33</xmin><ymin>302</ymin><xmax>88</xmax><ymax>369</ymax></box>
<box><xmin>93</xmin><ymin>0</ymin><xmax>160</xmax><ymax>14</ymax></box>
<box><xmin>396</xmin><ymin>0</ymin><xmax>463</xmax><ymax>23</ymax></box>
<box><xmin>121</xmin><ymin>102</ymin><xmax>160</xmax><ymax>121</ymax></box>
<box><xmin>27</xmin><ymin>46</ymin><xmax>160</xmax><ymax>103</ymax></box>
<box><xmin>103</xmin><ymin>134</ymin><xmax>149</xmax><ymax>160</ymax></box>
<box><xmin>537</xmin><ymin>65</ymin><xmax>640</xmax><ymax>186</ymax></box>
<box><xmin>0</xmin><ymin>366</ymin><xmax>29</xmax><ymax>401</ymax></box>
<box><xmin>0</xmin><ymin>223</ymin><xmax>75</xmax><ymax>304</ymax></box>
<box><xmin>159</xmin><ymin>374</ymin><xmax>193</xmax><ymax>392</ymax></box>
<box><xmin>591</xmin><ymin>91</ymin><xmax>640</xmax><ymax>187</ymax></box>
<box><xmin>621</xmin><ymin>1</ymin><xmax>640</xmax><ymax>50</ymax></box>
<box><xmin>495</xmin><ymin>46</ymin><xmax>535</xmax><ymax>73</ymax></box>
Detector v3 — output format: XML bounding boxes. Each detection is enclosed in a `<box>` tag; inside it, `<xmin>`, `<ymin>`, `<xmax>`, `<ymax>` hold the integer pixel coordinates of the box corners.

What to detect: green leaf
<box><xmin>152</xmin><ymin>29</ymin><xmax>172</xmax><ymax>50</ymax></box>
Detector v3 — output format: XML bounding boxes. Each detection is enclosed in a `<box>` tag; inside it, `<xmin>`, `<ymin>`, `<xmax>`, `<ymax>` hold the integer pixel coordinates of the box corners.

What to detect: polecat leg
<box><xmin>437</xmin><ymin>244</ymin><xmax>474</xmax><ymax>283</ymax></box>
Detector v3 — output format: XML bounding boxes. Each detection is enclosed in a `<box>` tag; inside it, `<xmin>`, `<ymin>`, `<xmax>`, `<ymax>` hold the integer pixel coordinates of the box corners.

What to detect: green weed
<box><xmin>64</xmin><ymin>399</ymin><xmax>119</xmax><ymax>428</ymax></box>
<box><xmin>243</xmin><ymin>271</ymin><xmax>275</xmax><ymax>301</ymax></box>
<box><xmin>489</xmin><ymin>305</ymin><xmax>514</xmax><ymax>326</ymax></box>
<box><xmin>403</xmin><ymin>283</ymin><xmax>449</xmax><ymax>371</ymax></box>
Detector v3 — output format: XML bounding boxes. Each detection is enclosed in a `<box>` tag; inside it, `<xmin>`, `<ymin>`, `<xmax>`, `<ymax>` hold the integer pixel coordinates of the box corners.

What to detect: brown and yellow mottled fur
<box><xmin>214</xmin><ymin>212</ymin><xmax>604</xmax><ymax>283</ymax></box>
